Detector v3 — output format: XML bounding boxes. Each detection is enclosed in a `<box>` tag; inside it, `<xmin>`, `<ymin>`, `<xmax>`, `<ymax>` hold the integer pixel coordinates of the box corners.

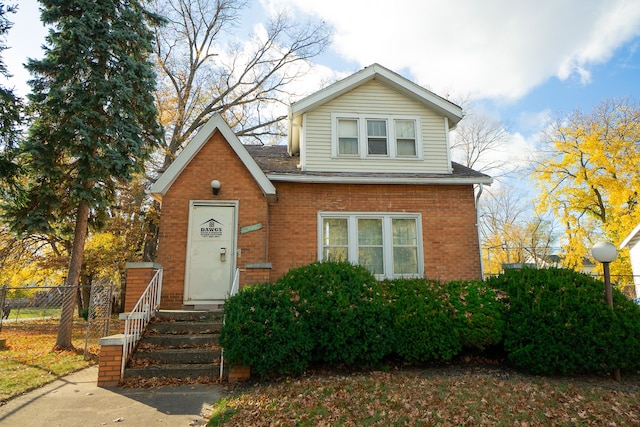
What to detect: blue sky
<box><xmin>3</xmin><ymin>0</ymin><xmax>640</xmax><ymax>181</ymax></box>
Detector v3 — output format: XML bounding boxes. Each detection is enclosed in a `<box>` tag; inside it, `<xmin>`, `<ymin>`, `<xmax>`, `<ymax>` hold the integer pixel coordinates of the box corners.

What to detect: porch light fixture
<box><xmin>590</xmin><ymin>240</ymin><xmax>620</xmax><ymax>382</ymax></box>
<box><xmin>211</xmin><ymin>179</ymin><xmax>221</xmax><ymax>196</ymax></box>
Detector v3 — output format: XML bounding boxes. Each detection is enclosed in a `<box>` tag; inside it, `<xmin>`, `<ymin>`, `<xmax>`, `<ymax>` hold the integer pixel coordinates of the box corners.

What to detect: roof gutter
<box><xmin>266</xmin><ymin>174</ymin><xmax>493</xmax><ymax>186</ymax></box>
<box><xmin>475</xmin><ymin>183</ymin><xmax>485</xmax><ymax>280</ymax></box>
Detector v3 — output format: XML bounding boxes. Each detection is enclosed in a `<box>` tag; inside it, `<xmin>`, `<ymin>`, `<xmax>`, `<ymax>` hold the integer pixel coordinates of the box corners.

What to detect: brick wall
<box><xmin>123</xmin><ymin>263</ymin><xmax>162</xmax><ymax>312</ymax></box>
<box><xmin>97</xmin><ymin>339</ymin><xmax>124</xmax><ymax>387</ymax></box>
<box><xmin>267</xmin><ymin>182</ymin><xmax>482</xmax><ymax>282</ymax></box>
<box><xmin>156</xmin><ymin>130</ymin><xmax>270</xmax><ymax>308</ymax></box>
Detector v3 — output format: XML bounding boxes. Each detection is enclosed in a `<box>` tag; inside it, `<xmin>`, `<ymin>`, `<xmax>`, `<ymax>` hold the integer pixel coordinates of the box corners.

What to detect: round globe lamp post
<box><xmin>590</xmin><ymin>241</ymin><xmax>620</xmax><ymax>381</ymax></box>
<box><xmin>591</xmin><ymin>241</ymin><xmax>617</xmax><ymax>309</ymax></box>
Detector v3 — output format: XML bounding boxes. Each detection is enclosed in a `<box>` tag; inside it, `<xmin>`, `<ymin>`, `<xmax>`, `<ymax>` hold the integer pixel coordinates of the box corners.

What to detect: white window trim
<box><xmin>317</xmin><ymin>212</ymin><xmax>424</xmax><ymax>280</ymax></box>
<box><xmin>331</xmin><ymin>113</ymin><xmax>423</xmax><ymax>160</ymax></box>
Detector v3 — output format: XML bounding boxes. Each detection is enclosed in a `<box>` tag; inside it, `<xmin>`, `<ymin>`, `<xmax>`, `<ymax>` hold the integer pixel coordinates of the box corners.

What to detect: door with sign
<box><xmin>184</xmin><ymin>201</ymin><xmax>236</xmax><ymax>304</ymax></box>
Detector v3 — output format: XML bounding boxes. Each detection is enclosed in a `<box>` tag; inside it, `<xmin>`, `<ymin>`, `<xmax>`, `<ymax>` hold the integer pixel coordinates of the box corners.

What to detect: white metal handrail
<box><xmin>230</xmin><ymin>267</ymin><xmax>240</xmax><ymax>298</ymax></box>
<box><xmin>220</xmin><ymin>267</ymin><xmax>240</xmax><ymax>379</ymax></box>
<box><xmin>121</xmin><ymin>268</ymin><xmax>163</xmax><ymax>378</ymax></box>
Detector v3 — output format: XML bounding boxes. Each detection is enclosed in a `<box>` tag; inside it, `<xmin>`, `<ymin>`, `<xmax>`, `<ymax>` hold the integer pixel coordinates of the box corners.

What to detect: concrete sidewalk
<box><xmin>0</xmin><ymin>366</ymin><xmax>223</xmax><ymax>426</ymax></box>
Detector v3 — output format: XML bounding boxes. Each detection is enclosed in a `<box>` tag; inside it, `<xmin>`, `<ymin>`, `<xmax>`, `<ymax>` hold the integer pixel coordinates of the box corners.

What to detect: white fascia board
<box><xmin>290</xmin><ymin>63</ymin><xmax>463</xmax><ymax>126</ymax></box>
<box><xmin>148</xmin><ymin>114</ymin><xmax>276</xmax><ymax>200</ymax></box>
<box><xmin>266</xmin><ymin>174</ymin><xmax>493</xmax><ymax>186</ymax></box>
<box><xmin>621</xmin><ymin>223</ymin><xmax>640</xmax><ymax>248</ymax></box>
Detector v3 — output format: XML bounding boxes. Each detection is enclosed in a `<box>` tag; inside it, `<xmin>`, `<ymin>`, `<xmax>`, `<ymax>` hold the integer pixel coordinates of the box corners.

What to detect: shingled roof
<box><xmin>244</xmin><ymin>145</ymin><xmax>492</xmax><ymax>185</ymax></box>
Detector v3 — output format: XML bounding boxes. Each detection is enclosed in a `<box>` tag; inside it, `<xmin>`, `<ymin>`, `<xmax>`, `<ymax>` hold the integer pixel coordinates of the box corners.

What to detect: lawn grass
<box><xmin>0</xmin><ymin>317</ymin><xmax>116</xmax><ymax>402</ymax></box>
<box><xmin>209</xmin><ymin>367</ymin><xmax>640</xmax><ymax>426</ymax></box>
<box><xmin>3</xmin><ymin>307</ymin><xmax>62</xmax><ymax>320</ymax></box>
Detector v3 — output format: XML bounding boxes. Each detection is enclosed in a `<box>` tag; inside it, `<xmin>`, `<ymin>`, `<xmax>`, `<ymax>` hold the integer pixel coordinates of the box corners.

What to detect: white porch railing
<box><xmin>220</xmin><ymin>267</ymin><xmax>240</xmax><ymax>379</ymax></box>
<box><xmin>121</xmin><ymin>268</ymin><xmax>163</xmax><ymax>378</ymax></box>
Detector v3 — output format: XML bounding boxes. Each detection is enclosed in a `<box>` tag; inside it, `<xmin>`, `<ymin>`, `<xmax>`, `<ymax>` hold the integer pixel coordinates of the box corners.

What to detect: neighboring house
<box><xmin>147</xmin><ymin>64</ymin><xmax>492</xmax><ymax>308</ymax></box>
<box><xmin>620</xmin><ymin>223</ymin><xmax>640</xmax><ymax>298</ymax></box>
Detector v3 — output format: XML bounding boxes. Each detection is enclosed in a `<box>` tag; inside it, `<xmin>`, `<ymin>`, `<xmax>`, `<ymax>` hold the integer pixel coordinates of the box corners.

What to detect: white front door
<box><xmin>184</xmin><ymin>201</ymin><xmax>236</xmax><ymax>304</ymax></box>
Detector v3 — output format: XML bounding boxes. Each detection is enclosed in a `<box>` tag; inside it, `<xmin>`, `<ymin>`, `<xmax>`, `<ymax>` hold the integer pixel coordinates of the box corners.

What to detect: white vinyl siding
<box><xmin>319</xmin><ymin>212</ymin><xmax>423</xmax><ymax>280</ymax></box>
<box><xmin>302</xmin><ymin>80</ymin><xmax>451</xmax><ymax>173</ymax></box>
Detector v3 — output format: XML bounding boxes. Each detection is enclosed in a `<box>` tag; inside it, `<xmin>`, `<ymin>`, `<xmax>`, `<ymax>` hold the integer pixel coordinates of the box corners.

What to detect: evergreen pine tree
<box><xmin>5</xmin><ymin>0</ymin><xmax>162</xmax><ymax>349</ymax></box>
<box><xmin>0</xmin><ymin>3</ymin><xmax>22</xmax><ymax>185</ymax></box>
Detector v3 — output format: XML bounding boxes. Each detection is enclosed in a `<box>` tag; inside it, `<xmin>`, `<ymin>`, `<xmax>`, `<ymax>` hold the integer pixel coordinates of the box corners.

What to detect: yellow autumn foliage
<box><xmin>532</xmin><ymin>97</ymin><xmax>640</xmax><ymax>280</ymax></box>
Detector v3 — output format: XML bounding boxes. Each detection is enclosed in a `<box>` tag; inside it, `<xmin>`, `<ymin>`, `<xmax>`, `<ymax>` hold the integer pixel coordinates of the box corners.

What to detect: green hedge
<box><xmin>385</xmin><ymin>279</ymin><xmax>461</xmax><ymax>362</ymax></box>
<box><xmin>219</xmin><ymin>282</ymin><xmax>313</xmax><ymax>377</ymax></box>
<box><xmin>220</xmin><ymin>262</ymin><xmax>394</xmax><ymax>377</ymax></box>
<box><xmin>277</xmin><ymin>262</ymin><xmax>394</xmax><ymax>367</ymax></box>
<box><xmin>444</xmin><ymin>280</ymin><xmax>505</xmax><ymax>351</ymax></box>
<box><xmin>487</xmin><ymin>268</ymin><xmax>640</xmax><ymax>375</ymax></box>
<box><xmin>221</xmin><ymin>262</ymin><xmax>640</xmax><ymax>378</ymax></box>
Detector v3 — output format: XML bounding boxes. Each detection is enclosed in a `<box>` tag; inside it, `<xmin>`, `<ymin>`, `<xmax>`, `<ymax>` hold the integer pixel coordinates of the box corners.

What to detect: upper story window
<box><xmin>366</xmin><ymin>120</ymin><xmax>388</xmax><ymax>155</ymax></box>
<box><xmin>332</xmin><ymin>113</ymin><xmax>421</xmax><ymax>159</ymax></box>
<box><xmin>337</xmin><ymin>119</ymin><xmax>359</xmax><ymax>155</ymax></box>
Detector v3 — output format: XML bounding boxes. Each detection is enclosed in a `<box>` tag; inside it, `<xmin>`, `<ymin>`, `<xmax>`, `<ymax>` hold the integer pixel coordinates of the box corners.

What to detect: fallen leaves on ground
<box><xmin>121</xmin><ymin>375</ymin><xmax>223</xmax><ymax>388</ymax></box>
<box><xmin>209</xmin><ymin>366</ymin><xmax>640</xmax><ymax>426</ymax></box>
<box><xmin>0</xmin><ymin>319</ymin><xmax>99</xmax><ymax>402</ymax></box>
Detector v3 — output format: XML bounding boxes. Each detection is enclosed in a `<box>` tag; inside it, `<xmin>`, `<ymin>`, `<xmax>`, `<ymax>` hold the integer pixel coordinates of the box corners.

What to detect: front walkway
<box><xmin>0</xmin><ymin>366</ymin><xmax>223</xmax><ymax>426</ymax></box>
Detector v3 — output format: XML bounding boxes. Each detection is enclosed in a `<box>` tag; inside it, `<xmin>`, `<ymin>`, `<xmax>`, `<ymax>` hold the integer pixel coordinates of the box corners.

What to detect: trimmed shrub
<box><xmin>444</xmin><ymin>280</ymin><xmax>505</xmax><ymax>351</ymax></box>
<box><xmin>219</xmin><ymin>282</ymin><xmax>313</xmax><ymax>377</ymax></box>
<box><xmin>487</xmin><ymin>268</ymin><xmax>640</xmax><ymax>375</ymax></box>
<box><xmin>385</xmin><ymin>279</ymin><xmax>461</xmax><ymax>363</ymax></box>
<box><xmin>279</xmin><ymin>261</ymin><xmax>394</xmax><ymax>367</ymax></box>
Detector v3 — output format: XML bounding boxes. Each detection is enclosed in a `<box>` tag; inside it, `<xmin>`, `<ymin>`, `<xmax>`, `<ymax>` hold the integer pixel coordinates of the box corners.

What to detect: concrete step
<box><xmin>147</xmin><ymin>321</ymin><xmax>222</xmax><ymax>335</ymax></box>
<box><xmin>124</xmin><ymin>309</ymin><xmax>225</xmax><ymax>381</ymax></box>
<box><xmin>133</xmin><ymin>348</ymin><xmax>221</xmax><ymax>364</ymax></box>
<box><xmin>139</xmin><ymin>334</ymin><xmax>219</xmax><ymax>348</ymax></box>
<box><xmin>123</xmin><ymin>363</ymin><xmax>221</xmax><ymax>379</ymax></box>
<box><xmin>154</xmin><ymin>309</ymin><xmax>224</xmax><ymax>322</ymax></box>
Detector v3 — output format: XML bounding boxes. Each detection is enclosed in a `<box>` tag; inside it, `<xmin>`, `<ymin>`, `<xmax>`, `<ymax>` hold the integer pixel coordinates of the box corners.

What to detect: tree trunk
<box><xmin>54</xmin><ymin>201</ymin><xmax>90</xmax><ymax>350</ymax></box>
<box><xmin>79</xmin><ymin>271</ymin><xmax>92</xmax><ymax>318</ymax></box>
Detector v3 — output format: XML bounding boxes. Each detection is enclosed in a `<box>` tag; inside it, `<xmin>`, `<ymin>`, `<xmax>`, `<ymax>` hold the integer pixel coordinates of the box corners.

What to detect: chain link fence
<box><xmin>0</xmin><ymin>284</ymin><xmax>119</xmax><ymax>358</ymax></box>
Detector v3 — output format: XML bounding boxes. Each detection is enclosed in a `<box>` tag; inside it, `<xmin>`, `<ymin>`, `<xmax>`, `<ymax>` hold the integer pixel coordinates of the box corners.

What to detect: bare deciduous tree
<box><xmin>451</xmin><ymin>110</ymin><xmax>512</xmax><ymax>179</ymax></box>
<box><xmin>480</xmin><ymin>186</ymin><xmax>558</xmax><ymax>276</ymax></box>
<box><xmin>150</xmin><ymin>0</ymin><xmax>331</xmax><ymax>170</ymax></box>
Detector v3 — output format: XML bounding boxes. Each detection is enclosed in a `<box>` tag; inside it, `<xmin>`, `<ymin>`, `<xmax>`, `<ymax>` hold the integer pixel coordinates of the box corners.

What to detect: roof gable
<box><xmin>288</xmin><ymin>63</ymin><xmax>462</xmax><ymax>153</ymax></box>
<box><xmin>148</xmin><ymin>114</ymin><xmax>277</xmax><ymax>202</ymax></box>
<box><xmin>621</xmin><ymin>223</ymin><xmax>640</xmax><ymax>249</ymax></box>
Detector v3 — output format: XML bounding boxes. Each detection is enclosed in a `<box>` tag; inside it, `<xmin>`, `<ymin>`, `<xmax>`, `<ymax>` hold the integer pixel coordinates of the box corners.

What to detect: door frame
<box><xmin>183</xmin><ymin>200</ymin><xmax>239</xmax><ymax>305</ymax></box>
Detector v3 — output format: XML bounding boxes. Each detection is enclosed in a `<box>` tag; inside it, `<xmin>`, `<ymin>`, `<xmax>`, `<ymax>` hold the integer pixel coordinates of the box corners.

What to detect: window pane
<box><xmin>359</xmin><ymin>247</ymin><xmax>384</xmax><ymax>274</ymax></box>
<box><xmin>358</xmin><ymin>219</ymin><xmax>383</xmax><ymax>245</ymax></box>
<box><xmin>367</xmin><ymin>120</ymin><xmax>388</xmax><ymax>155</ymax></box>
<box><xmin>338</xmin><ymin>119</ymin><xmax>359</xmax><ymax>155</ymax></box>
<box><xmin>395</xmin><ymin>120</ymin><xmax>416</xmax><ymax>157</ymax></box>
<box><xmin>324</xmin><ymin>247</ymin><xmax>348</xmax><ymax>262</ymax></box>
<box><xmin>367</xmin><ymin>120</ymin><xmax>387</xmax><ymax>137</ymax></box>
<box><xmin>395</xmin><ymin>120</ymin><xmax>415</xmax><ymax>138</ymax></box>
<box><xmin>324</xmin><ymin>218</ymin><xmax>348</xmax><ymax>246</ymax></box>
<box><xmin>393</xmin><ymin>219</ymin><xmax>417</xmax><ymax>245</ymax></box>
<box><xmin>393</xmin><ymin>247</ymin><xmax>418</xmax><ymax>274</ymax></box>
<box><xmin>358</xmin><ymin>218</ymin><xmax>384</xmax><ymax>275</ymax></box>
<box><xmin>397</xmin><ymin>140</ymin><xmax>416</xmax><ymax>156</ymax></box>
<box><xmin>339</xmin><ymin>119</ymin><xmax>358</xmax><ymax>136</ymax></box>
<box><xmin>339</xmin><ymin>138</ymin><xmax>358</xmax><ymax>155</ymax></box>
<box><xmin>368</xmin><ymin>139</ymin><xmax>388</xmax><ymax>155</ymax></box>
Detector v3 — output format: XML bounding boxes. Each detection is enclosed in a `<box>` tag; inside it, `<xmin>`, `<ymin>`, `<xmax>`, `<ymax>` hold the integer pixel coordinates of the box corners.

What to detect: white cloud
<box><xmin>266</xmin><ymin>0</ymin><xmax>640</xmax><ymax>102</ymax></box>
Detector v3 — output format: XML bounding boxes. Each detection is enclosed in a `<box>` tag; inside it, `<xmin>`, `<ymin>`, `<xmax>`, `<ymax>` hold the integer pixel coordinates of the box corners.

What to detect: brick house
<box><xmin>147</xmin><ymin>63</ymin><xmax>492</xmax><ymax>308</ymax></box>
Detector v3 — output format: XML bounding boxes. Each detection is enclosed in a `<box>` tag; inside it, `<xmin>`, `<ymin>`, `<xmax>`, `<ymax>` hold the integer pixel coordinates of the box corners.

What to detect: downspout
<box><xmin>475</xmin><ymin>184</ymin><xmax>485</xmax><ymax>280</ymax></box>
